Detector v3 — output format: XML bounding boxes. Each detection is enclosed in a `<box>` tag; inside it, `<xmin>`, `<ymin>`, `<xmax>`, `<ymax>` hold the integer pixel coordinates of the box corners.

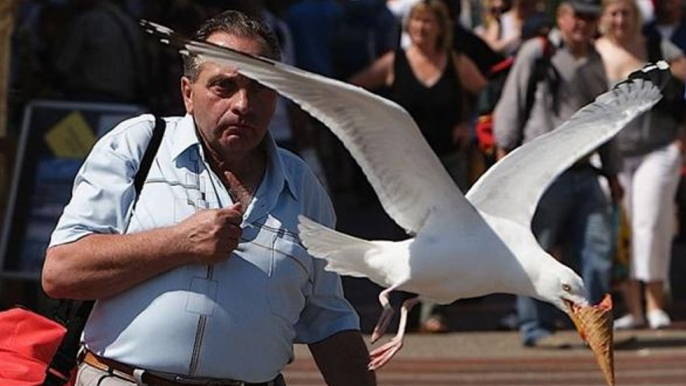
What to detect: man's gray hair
<box><xmin>183</xmin><ymin>10</ymin><xmax>281</xmax><ymax>81</ymax></box>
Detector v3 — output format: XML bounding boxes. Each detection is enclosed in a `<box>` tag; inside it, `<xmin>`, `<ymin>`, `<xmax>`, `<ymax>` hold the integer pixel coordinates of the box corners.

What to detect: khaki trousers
<box><xmin>76</xmin><ymin>363</ymin><xmax>136</xmax><ymax>386</ymax></box>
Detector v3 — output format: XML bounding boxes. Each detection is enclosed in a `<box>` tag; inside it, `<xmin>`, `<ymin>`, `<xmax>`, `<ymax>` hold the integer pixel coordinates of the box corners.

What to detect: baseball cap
<box><xmin>568</xmin><ymin>0</ymin><xmax>602</xmax><ymax>15</ymax></box>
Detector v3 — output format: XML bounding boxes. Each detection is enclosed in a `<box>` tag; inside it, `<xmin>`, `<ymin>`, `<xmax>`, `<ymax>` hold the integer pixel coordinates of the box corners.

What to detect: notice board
<box><xmin>0</xmin><ymin>100</ymin><xmax>144</xmax><ymax>279</ymax></box>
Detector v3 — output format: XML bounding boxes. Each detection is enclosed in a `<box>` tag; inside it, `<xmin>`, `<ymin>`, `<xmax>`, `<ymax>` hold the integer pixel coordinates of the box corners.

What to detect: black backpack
<box><xmin>475</xmin><ymin>36</ymin><xmax>556</xmax><ymax>162</ymax></box>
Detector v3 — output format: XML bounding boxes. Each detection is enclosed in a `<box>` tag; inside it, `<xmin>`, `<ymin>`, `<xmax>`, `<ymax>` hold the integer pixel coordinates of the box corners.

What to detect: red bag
<box><xmin>0</xmin><ymin>308</ymin><xmax>75</xmax><ymax>386</ymax></box>
<box><xmin>475</xmin><ymin>114</ymin><xmax>495</xmax><ymax>154</ymax></box>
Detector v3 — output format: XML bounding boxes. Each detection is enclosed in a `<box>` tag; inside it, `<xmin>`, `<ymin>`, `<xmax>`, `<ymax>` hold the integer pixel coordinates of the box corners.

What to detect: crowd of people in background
<box><xmin>4</xmin><ymin>0</ymin><xmax>686</xmax><ymax>345</ymax></box>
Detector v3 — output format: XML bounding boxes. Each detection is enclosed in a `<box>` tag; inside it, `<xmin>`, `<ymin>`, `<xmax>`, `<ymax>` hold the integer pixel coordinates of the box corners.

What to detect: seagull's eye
<box><xmin>562</xmin><ymin>284</ymin><xmax>572</xmax><ymax>293</ymax></box>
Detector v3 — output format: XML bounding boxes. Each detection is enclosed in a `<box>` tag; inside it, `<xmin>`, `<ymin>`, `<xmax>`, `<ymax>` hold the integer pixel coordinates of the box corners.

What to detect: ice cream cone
<box><xmin>568</xmin><ymin>294</ymin><xmax>614</xmax><ymax>386</ymax></box>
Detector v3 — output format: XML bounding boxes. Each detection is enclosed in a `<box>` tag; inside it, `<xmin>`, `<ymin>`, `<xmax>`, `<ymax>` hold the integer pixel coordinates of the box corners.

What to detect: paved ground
<box><xmin>283</xmin><ymin>326</ymin><xmax>686</xmax><ymax>385</ymax></box>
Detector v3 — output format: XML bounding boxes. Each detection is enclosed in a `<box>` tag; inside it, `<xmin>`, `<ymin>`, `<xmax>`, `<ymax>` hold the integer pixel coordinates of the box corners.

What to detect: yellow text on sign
<box><xmin>44</xmin><ymin>111</ymin><xmax>96</xmax><ymax>158</ymax></box>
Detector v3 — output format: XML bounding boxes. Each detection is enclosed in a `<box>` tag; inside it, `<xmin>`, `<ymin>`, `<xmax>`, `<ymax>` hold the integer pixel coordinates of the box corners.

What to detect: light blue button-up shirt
<box><xmin>49</xmin><ymin>114</ymin><xmax>359</xmax><ymax>382</ymax></box>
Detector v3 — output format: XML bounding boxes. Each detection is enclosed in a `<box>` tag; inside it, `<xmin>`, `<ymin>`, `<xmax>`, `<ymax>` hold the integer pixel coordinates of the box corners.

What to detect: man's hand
<box><xmin>607</xmin><ymin>175</ymin><xmax>624</xmax><ymax>204</ymax></box>
<box><xmin>43</xmin><ymin>203</ymin><xmax>245</xmax><ymax>299</ymax></box>
<box><xmin>177</xmin><ymin>203</ymin><xmax>244</xmax><ymax>265</ymax></box>
<box><xmin>496</xmin><ymin>147</ymin><xmax>508</xmax><ymax>160</ymax></box>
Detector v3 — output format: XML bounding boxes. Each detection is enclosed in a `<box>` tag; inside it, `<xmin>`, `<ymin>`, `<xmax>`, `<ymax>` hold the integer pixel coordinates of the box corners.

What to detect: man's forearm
<box><xmin>43</xmin><ymin>205</ymin><xmax>243</xmax><ymax>300</ymax></box>
<box><xmin>309</xmin><ymin>330</ymin><xmax>376</xmax><ymax>386</ymax></box>
<box><xmin>42</xmin><ymin>226</ymin><xmax>191</xmax><ymax>300</ymax></box>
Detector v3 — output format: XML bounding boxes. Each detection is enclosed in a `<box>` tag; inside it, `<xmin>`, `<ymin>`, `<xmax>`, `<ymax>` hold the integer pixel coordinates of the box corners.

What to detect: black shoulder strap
<box><xmin>134</xmin><ymin>116</ymin><xmax>166</xmax><ymax>197</ymax></box>
<box><xmin>522</xmin><ymin>37</ymin><xmax>557</xmax><ymax>128</ymax></box>
<box><xmin>43</xmin><ymin>115</ymin><xmax>166</xmax><ymax>386</ymax></box>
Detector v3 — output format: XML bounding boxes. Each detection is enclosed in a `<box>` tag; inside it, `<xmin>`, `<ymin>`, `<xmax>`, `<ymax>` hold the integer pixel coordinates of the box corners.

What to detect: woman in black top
<box><xmin>350</xmin><ymin>0</ymin><xmax>485</xmax><ymax>187</ymax></box>
<box><xmin>349</xmin><ymin>0</ymin><xmax>486</xmax><ymax>331</ymax></box>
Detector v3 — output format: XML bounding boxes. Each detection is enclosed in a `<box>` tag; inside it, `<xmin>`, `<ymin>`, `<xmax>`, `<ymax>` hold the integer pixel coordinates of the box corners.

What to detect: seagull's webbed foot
<box><xmin>369</xmin><ymin>337</ymin><xmax>403</xmax><ymax>370</ymax></box>
<box><xmin>368</xmin><ymin>296</ymin><xmax>420</xmax><ymax>370</ymax></box>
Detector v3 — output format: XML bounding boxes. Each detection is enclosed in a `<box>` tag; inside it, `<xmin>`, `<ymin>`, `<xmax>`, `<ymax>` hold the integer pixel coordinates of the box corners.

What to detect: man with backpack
<box><xmin>42</xmin><ymin>10</ymin><xmax>375</xmax><ymax>386</ymax></box>
<box><xmin>493</xmin><ymin>0</ymin><xmax>622</xmax><ymax>347</ymax></box>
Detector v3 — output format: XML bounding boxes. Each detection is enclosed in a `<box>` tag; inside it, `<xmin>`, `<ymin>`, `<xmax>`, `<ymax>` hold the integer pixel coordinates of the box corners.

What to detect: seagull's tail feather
<box><xmin>298</xmin><ymin>215</ymin><xmax>387</xmax><ymax>281</ymax></box>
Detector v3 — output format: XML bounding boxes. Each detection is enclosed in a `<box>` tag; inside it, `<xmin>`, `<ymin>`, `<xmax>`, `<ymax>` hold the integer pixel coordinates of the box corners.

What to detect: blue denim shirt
<box><xmin>49</xmin><ymin>114</ymin><xmax>359</xmax><ymax>382</ymax></box>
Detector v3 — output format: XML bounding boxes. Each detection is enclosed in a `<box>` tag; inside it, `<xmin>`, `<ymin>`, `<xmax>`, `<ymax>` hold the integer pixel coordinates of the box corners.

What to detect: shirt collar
<box><xmin>170</xmin><ymin>114</ymin><xmax>199</xmax><ymax>161</ymax></box>
<box><xmin>260</xmin><ymin>129</ymin><xmax>299</xmax><ymax>201</ymax></box>
<box><xmin>170</xmin><ymin>114</ymin><xmax>298</xmax><ymax>201</ymax></box>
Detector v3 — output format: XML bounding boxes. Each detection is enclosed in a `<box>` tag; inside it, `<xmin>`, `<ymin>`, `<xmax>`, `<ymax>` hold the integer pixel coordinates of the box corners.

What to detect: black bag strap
<box><xmin>523</xmin><ymin>37</ymin><xmax>557</xmax><ymax>129</ymax></box>
<box><xmin>134</xmin><ymin>116</ymin><xmax>166</xmax><ymax>198</ymax></box>
<box><xmin>42</xmin><ymin>301</ymin><xmax>94</xmax><ymax>386</ymax></box>
<box><xmin>43</xmin><ymin>115</ymin><xmax>166</xmax><ymax>386</ymax></box>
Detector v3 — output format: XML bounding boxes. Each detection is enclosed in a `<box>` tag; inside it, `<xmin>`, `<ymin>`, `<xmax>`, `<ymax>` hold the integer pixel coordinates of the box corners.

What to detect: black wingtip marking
<box><xmin>139</xmin><ymin>19</ymin><xmax>278</xmax><ymax>67</ymax></box>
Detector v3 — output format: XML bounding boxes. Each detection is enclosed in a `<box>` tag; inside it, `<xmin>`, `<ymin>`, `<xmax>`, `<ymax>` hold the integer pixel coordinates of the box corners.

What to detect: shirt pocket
<box><xmin>267</xmin><ymin>235</ymin><xmax>313</xmax><ymax>324</ymax></box>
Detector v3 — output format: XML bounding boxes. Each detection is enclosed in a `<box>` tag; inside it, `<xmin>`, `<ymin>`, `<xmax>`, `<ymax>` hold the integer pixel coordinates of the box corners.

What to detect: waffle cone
<box><xmin>568</xmin><ymin>294</ymin><xmax>614</xmax><ymax>386</ymax></box>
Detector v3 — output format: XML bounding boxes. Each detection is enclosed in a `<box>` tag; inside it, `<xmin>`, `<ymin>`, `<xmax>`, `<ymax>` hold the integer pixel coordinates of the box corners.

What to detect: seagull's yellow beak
<box><xmin>565</xmin><ymin>294</ymin><xmax>615</xmax><ymax>386</ymax></box>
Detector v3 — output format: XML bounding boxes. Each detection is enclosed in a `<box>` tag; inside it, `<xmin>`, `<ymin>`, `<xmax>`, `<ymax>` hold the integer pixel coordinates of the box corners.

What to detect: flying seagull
<box><xmin>141</xmin><ymin>20</ymin><xmax>666</xmax><ymax>382</ymax></box>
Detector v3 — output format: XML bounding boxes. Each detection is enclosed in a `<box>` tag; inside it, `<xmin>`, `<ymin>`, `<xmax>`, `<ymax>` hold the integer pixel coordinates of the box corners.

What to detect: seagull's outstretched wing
<box><xmin>141</xmin><ymin>20</ymin><xmax>468</xmax><ymax>234</ymax></box>
<box><xmin>466</xmin><ymin>62</ymin><xmax>667</xmax><ymax>226</ymax></box>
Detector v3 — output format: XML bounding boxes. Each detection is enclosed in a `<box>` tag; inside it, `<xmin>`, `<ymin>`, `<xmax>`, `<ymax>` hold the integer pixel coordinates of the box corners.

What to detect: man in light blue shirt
<box><xmin>42</xmin><ymin>10</ymin><xmax>375</xmax><ymax>386</ymax></box>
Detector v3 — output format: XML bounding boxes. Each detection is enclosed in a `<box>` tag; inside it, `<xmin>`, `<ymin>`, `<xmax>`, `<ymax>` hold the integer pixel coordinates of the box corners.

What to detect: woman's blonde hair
<box><xmin>406</xmin><ymin>0</ymin><xmax>454</xmax><ymax>50</ymax></box>
<box><xmin>598</xmin><ymin>0</ymin><xmax>643</xmax><ymax>39</ymax></box>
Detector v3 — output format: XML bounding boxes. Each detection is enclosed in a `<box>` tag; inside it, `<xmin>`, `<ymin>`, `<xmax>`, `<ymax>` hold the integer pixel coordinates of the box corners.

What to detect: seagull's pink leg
<box><xmin>371</xmin><ymin>286</ymin><xmax>397</xmax><ymax>343</ymax></box>
<box><xmin>368</xmin><ymin>296</ymin><xmax>421</xmax><ymax>370</ymax></box>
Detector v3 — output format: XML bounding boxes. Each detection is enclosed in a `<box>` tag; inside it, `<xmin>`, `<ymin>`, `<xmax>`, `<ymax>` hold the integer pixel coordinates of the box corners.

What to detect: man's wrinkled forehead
<box><xmin>206</xmin><ymin>31</ymin><xmax>270</xmax><ymax>58</ymax></box>
<box><xmin>188</xmin><ymin>32</ymin><xmax>264</xmax><ymax>77</ymax></box>
<box><xmin>201</xmin><ymin>60</ymin><xmax>240</xmax><ymax>78</ymax></box>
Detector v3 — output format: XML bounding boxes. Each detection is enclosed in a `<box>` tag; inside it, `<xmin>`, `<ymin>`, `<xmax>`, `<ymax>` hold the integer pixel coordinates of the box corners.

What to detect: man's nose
<box><xmin>231</xmin><ymin>87</ymin><xmax>251</xmax><ymax>114</ymax></box>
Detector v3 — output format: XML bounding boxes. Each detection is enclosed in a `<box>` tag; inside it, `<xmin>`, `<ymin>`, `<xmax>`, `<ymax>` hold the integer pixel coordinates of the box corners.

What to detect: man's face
<box><xmin>182</xmin><ymin>32</ymin><xmax>277</xmax><ymax>158</ymax></box>
<box><xmin>558</xmin><ymin>7</ymin><xmax>598</xmax><ymax>45</ymax></box>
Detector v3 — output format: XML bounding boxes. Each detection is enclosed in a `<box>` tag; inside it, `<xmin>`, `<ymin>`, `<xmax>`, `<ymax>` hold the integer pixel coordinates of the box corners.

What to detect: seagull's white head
<box><xmin>534</xmin><ymin>258</ymin><xmax>614</xmax><ymax>386</ymax></box>
<box><xmin>535</xmin><ymin>261</ymin><xmax>589</xmax><ymax>313</ymax></box>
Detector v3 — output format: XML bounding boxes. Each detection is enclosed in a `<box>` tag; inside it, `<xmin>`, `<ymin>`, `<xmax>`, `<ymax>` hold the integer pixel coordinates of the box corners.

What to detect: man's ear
<box><xmin>181</xmin><ymin>76</ymin><xmax>193</xmax><ymax>114</ymax></box>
